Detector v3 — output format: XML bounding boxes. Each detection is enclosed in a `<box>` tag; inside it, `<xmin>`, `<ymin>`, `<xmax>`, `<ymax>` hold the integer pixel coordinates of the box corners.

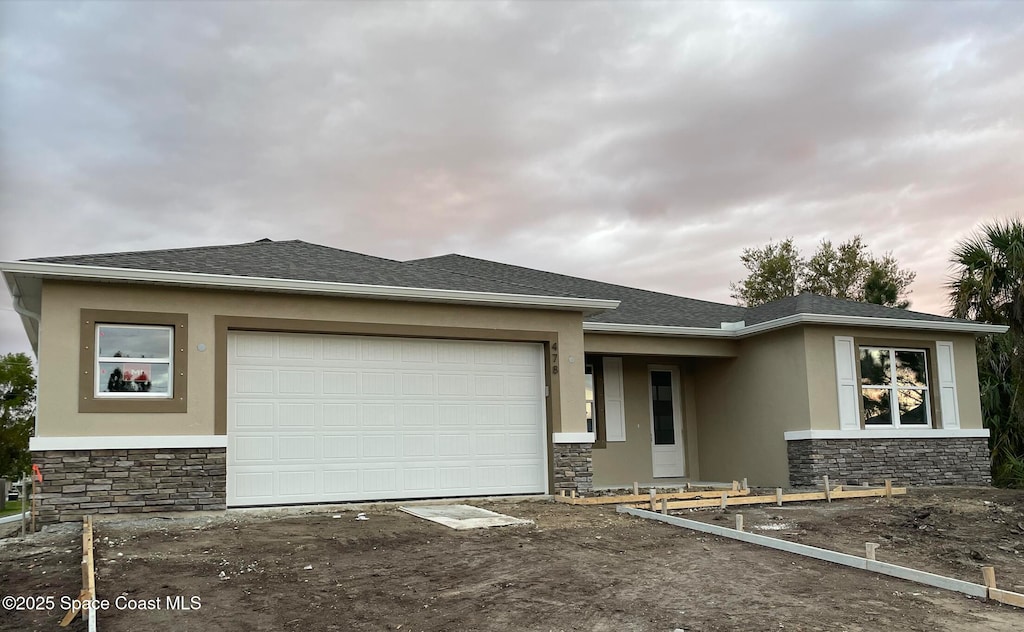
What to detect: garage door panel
<box><xmin>361</xmin><ymin>435</ymin><xmax>397</xmax><ymax>458</ymax></box>
<box><xmin>233</xmin><ymin>436</ymin><xmax>275</xmax><ymax>462</ymax></box>
<box><xmin>228</xmin><ymin>332</ymin><xmax>546</xmax><ymax>506</ymax></box>
<box><xmin>278</xmin><ymin>435</ymin><xmax>317</xmax><ymax>460</ymax></box>
<box><xmin>234</xmin><ymin>402</ymin><xmax>274</xmax><ymax>428</ymax></box>
<box><xmin>235</xmin><ymin>369</ymin><xmax>274</xmax><ymax>394</ymax></box>
<box><xmin>361</xmin><ymin>468</ymin><xmax>398</xmax><ymax>492</ymax></box>
<box><xmin>323</xmin><ymin>469</ymin><xmax>359</xmax><ymax>494</ymax></box>
<box><xmin>362</xmin><ymin>404</ymin><xmax>396</xmax><ymax>426</ymax></box>
<box><xmin>323</xmin><ymin>371</ymin><xmax>359</xmax><ymax>395</ymax></box>
<box><xmin>402</xmin><ymin>468</ymin><xmax>437</xmax><ymax>491</ymax></box>
<box><xmin>473</xmin><ymin>405</ymin><xmax>506</xmax><ymax>425</ymax></box>
<box><xmin>437</xmin><ymin>374</ymin><xmax>470</xmax><ymax>396</ymax></box>
<box><xmin>278</xmin><ymin>403</ymin><xmax>315</xmax><ymax>427</ymax></box>
<box><xmin>361</xmin><ymin>372</ymin><xmax>396</xmax><ymax>395</ymax></box>
<box><xmin>402</xmin><ymin>373</ymin><xmax>435</xmax><ymax>396</ymax></box>
<box><xmin>400</xmin><ymin>404</ymin><xmax>436</xmax><ymax>426</ymax></box>
<box><xmin>323</xmin><ymin>403</ymin><xmax>358</xmax><ymax>426</ymax></box>
<box><xmin>474</xmin><ymin>375</ymin><xmax>504</xmax><ymax>396</ymax></box>
<box><xmin>437</xmin><ymin>434</ymin><xmax>471</xmax><ymax>456</ymax></box>
<box><xmin>322</xmin><ymin>435</ymin><xmax>359</xmax><ymax>459</ymax></box>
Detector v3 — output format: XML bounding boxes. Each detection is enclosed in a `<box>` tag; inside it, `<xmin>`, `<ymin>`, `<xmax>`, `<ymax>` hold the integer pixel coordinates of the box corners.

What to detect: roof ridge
<box><xmin>404</xmin><ymin>254</ymin><xmax>594</xmax><ymax>298</ymax></box>
<box><xmin>410</xmin><ymin>253</ymin><xmax>744</xmax><ymax>312</ymax></box>
<box><xmin>23</xmin><ymin>239</ymin><xmax>286</xmax><ymax>263</ymax></box>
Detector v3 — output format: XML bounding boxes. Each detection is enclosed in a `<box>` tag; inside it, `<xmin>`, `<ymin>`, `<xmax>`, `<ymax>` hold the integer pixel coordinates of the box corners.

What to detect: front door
<box><xmin>649</xmin><ymin>366</ymin><xmax>685</xmax><ymax>478</ymax></box>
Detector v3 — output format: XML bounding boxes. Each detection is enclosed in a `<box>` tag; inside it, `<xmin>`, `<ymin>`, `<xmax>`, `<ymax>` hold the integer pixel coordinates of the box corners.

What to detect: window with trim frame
<box><xmin>96</xmin><ymin>324</ymin><xmax>174</xmax><ymax>397</ymax></box>
<box><xmin>859</xmin><ymin>346</ymin><xmax>931</xmax><ymax>427</ymax></box>
<box><xmin>79</xmin><ymin>309</ymin><xmax>188</xmax><ymax>413</ymax></box>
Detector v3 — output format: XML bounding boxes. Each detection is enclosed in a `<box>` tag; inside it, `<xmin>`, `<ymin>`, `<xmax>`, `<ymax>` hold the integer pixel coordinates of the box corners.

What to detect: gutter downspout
<box><xmin>10</xmin><ymin>282</ymin><xmax>41</xmax><ymax>446</ymax></box>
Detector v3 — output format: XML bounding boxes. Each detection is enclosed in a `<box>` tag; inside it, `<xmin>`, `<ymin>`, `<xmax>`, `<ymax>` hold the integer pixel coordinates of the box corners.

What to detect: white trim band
<box><xmin>30</xmin><ymin>435</ymin><xmax>228</xmax><ymax>451</ymax></box>
<box><xmin>784</xmin><ymin>429</ymin><xmax>989</xmax><ymax>441</ymax></box>
<box><xmin>585</xmin><ymin>315</ymin><xmax>1007</xmax><ymax>337</ymax></box>
<box><xmin>0</xmin><ymin>261</ymin><xmax>620</xmax><ymax>314</ymax></box>
<box><xmin>552</xmin><ymin>432</ymin><xmax>597</xmax><ymax>444</ymax></box>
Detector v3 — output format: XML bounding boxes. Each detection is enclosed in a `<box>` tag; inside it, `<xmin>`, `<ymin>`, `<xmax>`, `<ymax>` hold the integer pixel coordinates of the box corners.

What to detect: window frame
<box><xmin>856</xmin><ymin>344</ymin><xmax>934</xmax><ymax>429</ymax></box>
<box><xmin>584</xmin><ymin>355</ymin><xmax>607</xmax><ymax>449</ymax></box>
<box><xmin>95</xmin><ymin>323</ymin><xmax>175</xmax><ymax>398</ymax></box>
<box><xmin>79</xmin><ymin>309</ymin><xmax>188</xmax><ymax>413</ymax></box>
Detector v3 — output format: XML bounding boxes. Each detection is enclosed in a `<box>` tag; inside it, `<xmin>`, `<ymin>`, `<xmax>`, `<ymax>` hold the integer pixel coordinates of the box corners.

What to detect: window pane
<box><xmin>895</xmin><ymin>351</ymin><xmax>928</xmax><ymax>387</ymax></box>
<box><xmin>862</xmin><ymin>388</ymin><xmax>891</xmax><ymax>425</ymax></box>
<box><xmin>859</xmin><ymin>348</ymin><xmax>890</xmax><ymax>386</ymax></box>
<box><xmin>651</xmin><ymin>371</ymin><xmax>675</xmax><ymax>445</ymax></box>
<box><xmin>99</xmin><ymin>362</ymin><xmax>171</xmax><ymax>395</ymax></box>
<box><xmin>584</xmin><ymin>366</ymin><xmax>594</xmax><ymax>402</ymax></box>
<box><xmin>98</xmin><ymin>326</ymin><xmax>171</xmax><ymax>359</ymax></box>
<box><xmin>897</xmin><ymin>389</ymin><xmax>929</xmax><ymax>425</ymax></box>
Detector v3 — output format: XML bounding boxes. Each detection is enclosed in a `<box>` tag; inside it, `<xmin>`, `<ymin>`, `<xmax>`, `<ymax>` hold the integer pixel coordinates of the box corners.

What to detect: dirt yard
<box><xmin>1</xmin><ymin>487</ymin><xmax>1022</xmax><ymax>632</ymax></box>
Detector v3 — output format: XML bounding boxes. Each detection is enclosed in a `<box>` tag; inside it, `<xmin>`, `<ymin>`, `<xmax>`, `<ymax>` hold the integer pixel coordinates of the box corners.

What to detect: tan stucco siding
<box><xmin>37</xmin><ymin>281</ymin><xmax>587</xmax><ymax>437</ymax></box>
<box><xmin>693</xmin><ymin>327</ymin><xmax>811</xmax><ymax>487</ymax></box>
<box><xmin>802</xmin><ymin>326</ymin><xmax>984</xmax><ymax>430</ymax></box>
<box><xmin>583</xmin><ymin>333</ymin><xmax>737</xmax><ymax>357</ymax></box>
<box><xmin>591</xmin><ymin>356</ymin><xmax>700</xmax><ymax>486</ymax></box>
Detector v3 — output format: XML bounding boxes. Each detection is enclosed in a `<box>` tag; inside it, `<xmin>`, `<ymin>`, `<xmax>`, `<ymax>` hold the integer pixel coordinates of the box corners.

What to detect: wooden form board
<box><xmin>627</xmin><ymin>485</ymin><xmax>905</xmax><ymax>510</ymax></box>
<box><xmin>555</xmin><ymin>487</ymin><xmax>751</xmax><ymax>506</ymax></box>
<box><xmin>59</xmin><ymin>515</ymin><xmax>95</xmax><ymax>627</ymax></box>
<box><xmin>618</xmin><ymin>506</ymin><xmax>1024</xmax><ymax>609</ymax></box>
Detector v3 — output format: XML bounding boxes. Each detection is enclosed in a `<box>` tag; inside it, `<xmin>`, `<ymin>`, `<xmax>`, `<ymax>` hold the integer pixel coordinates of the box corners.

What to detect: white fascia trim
<box><xmin>0</xmin><ymin>261</ymin><xmax>620</xmax><ymax>313</ymax></box>
<box><xmin>739</xmin><ymin>313</ymin><xmax>1007</xmax><ymax>337</ymax></box>
<box><xmin>584</xmin><ymin>314</ymin><xmax>1007</xmax><ymax>338</ymax></box>
<box><xmin>583</xmin><ymin>322</ymin><xmax>734</xmax><ymax>338</ymax></box>
<box><xmin>552</xmin><ymin>432</ymin><xmax>597</xmax><ymax>444</ymax></box>
<box><xmin>30</xmin><ymin>435</ymin><xmax>228</xmax><ymax>451</ymax></box>
<box><xmin>784</xmin><ymin>429</ymin><xmax>990</xmax><ymax>441</ymax></box>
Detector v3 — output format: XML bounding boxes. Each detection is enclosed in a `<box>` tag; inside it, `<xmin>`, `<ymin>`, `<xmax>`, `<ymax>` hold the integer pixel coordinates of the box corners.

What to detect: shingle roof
<box><xmin>26</xmin><ymin>240</ymin><xmax>579</xmax><ymax>298</ymax></box>
<box><xmin>25</xmin><ymin>239</ymin><xmax>975</xmax><ymax>330</ymax></box>
<box><xmin>406</xmin><ymin>254</ymin><xmax>747</xmax><ymax>328</ymax></box>
<box><xmin>743</xmin><ymin>293</ymin><xmax>975</xmax><ymax>326</ymax></box>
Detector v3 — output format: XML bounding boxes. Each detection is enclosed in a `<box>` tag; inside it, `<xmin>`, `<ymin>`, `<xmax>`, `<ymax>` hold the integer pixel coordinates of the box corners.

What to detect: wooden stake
<box><xmin>731</xmin><ymin>480</ymin><xmax>739</xmax><ymax>492</ymax></box>
<box><xmin>776</xmin><ymin>488</ymin><xmax>783</xmax><ymax>507</ymax></box>
<box><xmin>720</xmin><ymin>492</ymin><xmax>728</xmax><ymax>510</ymax></box>
<box><xmin>865</xmin><ymin>542</ymin><xmax>879</xmax><ymax>561</ymax></box>
<box><xmin>741</xmin><ymin>478</ymin><xmax>748</xmax><ymax>491</ymax></box>
<box><xmin>685</xmin><ymin>482</ymin><xmax>692</xmax><ymax>491</ymax></box>
<box><xmin>633</xmin><ymin>482</ymin><xmax>639</xmax><ymax>496</ymax></box>
<box><xmin>649</xmin><ymin>488</ymin><xmax>657</xmax><ymax>511</ymax></box>
<box><xmin>661</xmin><ymin>499</ymin><xmax>668</xmax><ymax>515</ymax></box>
<box><xmin>570</xmin><ymin>489</ymin><xmax>576</xmax><ymax>499</ymax></box>
<box><xmin>884</xmin><ymin>479</ymin><xmax>893</xmax><ymax>498</ymax></box>
<box><xmin>823</xmin><ymin>475</ymin><xmax>831</xmax><ymax>503</ymax></box>
<box><xmin>735</xmin><ymin>514</ymin><xmax>744</xmax><ymax>532</ymax></box>
<box><xmin>982</xmin><ymin>566</ymin><xmax>996</xmax><ymax>589</ymax></box>
<box><xmin>559</xmin><ymin>489</ymin><xmax>566</xmax><ymax>498</ymax></box>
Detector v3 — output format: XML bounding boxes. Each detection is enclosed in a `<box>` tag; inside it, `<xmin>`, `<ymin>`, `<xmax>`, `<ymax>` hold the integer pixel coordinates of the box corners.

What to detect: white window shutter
<box><xmin>935</xmin><ymin>341</ymin><xmax>960</xmax><ymax>429</ymax></box>
<box><xmin>834</xmin><ymin>336</ymin><xmax>860</xmax><ymax>430</ymax></box>
<box><xmin>603</xmin><ymin>357</ymin><xmax>626</xmax><ymax>442</ymax></box>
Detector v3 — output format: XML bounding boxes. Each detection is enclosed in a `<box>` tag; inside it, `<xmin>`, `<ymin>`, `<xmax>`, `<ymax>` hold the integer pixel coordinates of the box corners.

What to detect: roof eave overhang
<box><xmin>0</xmin><ymin>261</ymin><xmax>621</xmax><ymax>315</ymax></box>
<box><xmin>584</xmin><ymin>314</ymin><xmax>1008</xmax><ymax>338</ymax></box>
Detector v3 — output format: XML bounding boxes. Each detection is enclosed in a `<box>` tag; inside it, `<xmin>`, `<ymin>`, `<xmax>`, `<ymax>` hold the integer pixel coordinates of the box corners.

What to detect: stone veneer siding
<box><xmin>552</xmin><ymin>442</ymin><xmax>593</xmax><ymax>494</ymax></box>
<box><xmin>787</xmin><ymin>437</ymin><xmax>990</xmax><ymax>487</ymax></box>
<box><xmin>33</xmin><ymin>447</ymin><xmax>226</xmax><ymax>523</ymax></box>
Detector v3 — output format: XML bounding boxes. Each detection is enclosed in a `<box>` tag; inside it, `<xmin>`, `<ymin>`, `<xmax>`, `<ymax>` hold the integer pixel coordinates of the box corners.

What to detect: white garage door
<box><xmin>227</xmin><ymin>331</ymin><xmax>548</xmax><ymax>506</ymax></box>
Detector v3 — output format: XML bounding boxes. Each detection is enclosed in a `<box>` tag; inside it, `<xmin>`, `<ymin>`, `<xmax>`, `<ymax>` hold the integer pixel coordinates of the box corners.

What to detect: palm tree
<box><xmin>948</xmin><ymin>219</ymin><xmax>1024</xmax><ymax>487</ymax></box>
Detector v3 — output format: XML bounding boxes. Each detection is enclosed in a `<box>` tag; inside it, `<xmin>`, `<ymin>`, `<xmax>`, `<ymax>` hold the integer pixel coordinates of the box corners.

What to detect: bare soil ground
<box><xmin>1</xmin><ymin>487</ymin><xmax>1022</xmax><ymax>632</ymax></box>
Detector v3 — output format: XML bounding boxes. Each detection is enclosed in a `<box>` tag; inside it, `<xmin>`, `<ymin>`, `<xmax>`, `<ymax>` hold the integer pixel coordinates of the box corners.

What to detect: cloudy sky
<box><xmin>1</xmin><ymin>1</ymin><xmax>1022</xmax><ymax>356</ymax></box>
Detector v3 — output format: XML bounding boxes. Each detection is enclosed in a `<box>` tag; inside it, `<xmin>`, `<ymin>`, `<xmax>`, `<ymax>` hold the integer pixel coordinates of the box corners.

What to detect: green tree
<box><xmin>731</xmin><ymin>235</ymin><xmax>916</xmax><ymax>308</ymax></box>
<box><xmin>729</xmin><ymin>238</ymin><xmax>803</xmax><ymax>306</ymax></box>
<box><xmin>0</xmin><ymin>352</ymin><xmax>36</xmax><ymax>479</ymax></box>
<box><xmin>948</xmin><ymin>219</ymin><xmax>1024</xmax><ymax>487</ymax></box>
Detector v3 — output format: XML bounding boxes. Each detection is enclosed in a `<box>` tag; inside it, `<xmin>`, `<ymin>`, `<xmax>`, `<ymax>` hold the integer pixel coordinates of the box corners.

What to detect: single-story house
<box><xmin>1</xmin><ymin>239</ymin><xmax>1007</xmax><ymax>522</ymax></box>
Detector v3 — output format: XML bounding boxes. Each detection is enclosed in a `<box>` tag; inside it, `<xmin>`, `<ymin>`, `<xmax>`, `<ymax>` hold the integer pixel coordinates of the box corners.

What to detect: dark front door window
<box><xmin>651</xmin><ymin>370</ymin><xmax>675</xmax><ymax>445</ymax></box>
